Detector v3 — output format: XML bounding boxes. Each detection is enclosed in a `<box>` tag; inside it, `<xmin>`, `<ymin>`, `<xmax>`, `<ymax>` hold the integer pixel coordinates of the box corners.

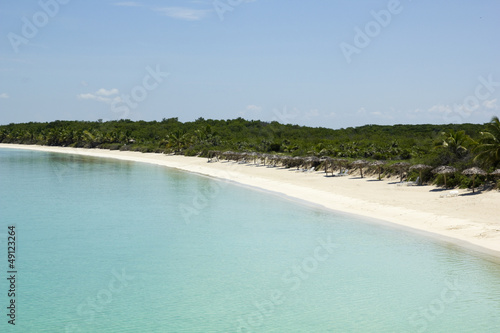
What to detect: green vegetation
<box><xmin>1</xmin><ymin>117</ymin><xmax>499</xmax><ymax>189</ymax></box>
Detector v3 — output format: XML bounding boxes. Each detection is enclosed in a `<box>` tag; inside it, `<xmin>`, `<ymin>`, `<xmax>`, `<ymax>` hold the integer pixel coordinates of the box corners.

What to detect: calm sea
<box><xmin>0</xmin><ymin>148</ymin><xmax>499</xmax><ymax>332</ymax></box>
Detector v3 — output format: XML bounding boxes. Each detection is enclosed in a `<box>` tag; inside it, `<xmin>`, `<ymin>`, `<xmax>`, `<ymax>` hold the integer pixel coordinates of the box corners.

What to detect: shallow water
<box><xmin>1</xmin><ymin>148</ymin><xmax>499</xmax><ymax>332</ymax></box>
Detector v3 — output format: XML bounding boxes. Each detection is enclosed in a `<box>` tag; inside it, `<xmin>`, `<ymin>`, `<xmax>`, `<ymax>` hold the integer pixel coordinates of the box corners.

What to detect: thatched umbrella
<box><xmin>261</xmin><ymin>153</ymin><xmax>271</xmax><ymax>166</ymax></box>
<box><xmin>305</xmin><ymin>156</ymin><xmax>319</xmax><ymax>170</ymax></box>
<box><xmin>249</xmin><ymin>152</ymin><xmax>258</xmax><ymax>164</ymax></box>
<box><xmin>334</xmin><ymin>158</ymin><xmax>349</xmax><ymax>175</ymax></box>
<box><xmin>370</xmin><ymin>160</ymin><xmax>385</xmax><ymax>180</ymax></box>
<box><xmin>293</xmin><ymin>156</ymin><xmax>305</xmax><ymax>169</ymax></box>
<box><xmin>351</xmin><ymin>159</ymin><xmax>368</xmax><ymax>178</ymax></box>
<box><xmin>222</xmin><ymin>151</ymin><xmax>234</xmax><ymax>161</ymax></box>
<box><xmin>271</xmin><ymin>155</ymin><xmax>281</xmax><ymax>167</ymax></box>
<box><xmin>409</xmin><ymin>164</ymin><xmax>432</xmax><ymax>185</ymax></box>
<box><xmin>321</xmin><ymin>157</ymin><xmax>331</xmax><ymax>174</ymax></box>
<box><xmin>392</xmin><ymin>162</ymin><xmax>411</xmax><ymax>182</ymax></box>
<box><xmin>491</xmin><ymin>169</ymin><xmax>500</xmax><ymax>189</ymax></box>
<box><xmin>462</xmin><ymin>167</ymin><xmax>486</xmax><ymax>193</ymax></box>
<box><xmin>432</xmin><ymin>166</ymin><xmax>457</xmax><ymax>188</ymax></box>
<box><xmin>235</xmin><ymin>152</ymin><xmax>246</xmax><ymax>163</ymax></box>
<box><xmin>490</xmin><ymin>169</ymin><xmax>500</xmax><ymax>176</ymax></box>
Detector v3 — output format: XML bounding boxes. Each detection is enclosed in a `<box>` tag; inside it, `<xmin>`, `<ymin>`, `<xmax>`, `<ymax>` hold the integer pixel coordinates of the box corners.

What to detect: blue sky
<box><xmin>0</xmin><ymin>0</ymin><xmax>499</xmax><ymax>128</ymax></box>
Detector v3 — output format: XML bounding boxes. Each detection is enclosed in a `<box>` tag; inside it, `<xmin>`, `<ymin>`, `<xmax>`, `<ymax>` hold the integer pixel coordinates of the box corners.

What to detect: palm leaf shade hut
<box><xmin>462</xmin><ymin>167</ymin><xmax>486</xmax><ymax>193</ymax></box>
<box><xmin>352</xmin><ymin>159</ymin><xmax>368</xmax><ymax>178</ymax></box>
<box><xmin>409</xmin><ymin>164</ymin><xmax>432</xmax><ymax>185</ymax></box>
<box><xmin>392</xmin><ymin>162</ymin><xmax>411</xmax><ymax>182</ymax></box>
<box><xmin>370</xmin><ymin>160</ymin><xmax>386</xmax><ymax>180</ymax></box>
<box><xmin>432</xmin><ymin>166</ymin><xmax>457</xmax><ymax>188</ymax></box>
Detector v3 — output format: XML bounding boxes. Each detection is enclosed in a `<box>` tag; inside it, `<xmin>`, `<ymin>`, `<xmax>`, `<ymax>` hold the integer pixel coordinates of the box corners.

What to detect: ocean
<box><xmin>1</xmin><ymin>148</ymin><xmax>499</xmax><ymax>332</ymax></box>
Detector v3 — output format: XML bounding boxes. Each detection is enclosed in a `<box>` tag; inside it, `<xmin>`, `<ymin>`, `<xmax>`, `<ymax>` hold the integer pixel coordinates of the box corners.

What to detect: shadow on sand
<box><xmin>459</xmin><ymin>190</ymin><xmax>484</xmax><ymax>196</ymax></box>
<box><xmin>429</xmin><ymin>188</ymin><xmax>449</xmax><ymax>192</ymax></box>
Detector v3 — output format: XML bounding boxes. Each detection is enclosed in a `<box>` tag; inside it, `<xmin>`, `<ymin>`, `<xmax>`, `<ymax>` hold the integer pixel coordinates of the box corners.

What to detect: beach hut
<box><xmin>432</xmin><ymin>166</ymin><xmax>457</xmax><ymax>188</ymax></box>
<box><xmin>462</xmin><ymin>167</ymin><xmax>486</xmax><ymax>193</ymax></box>
<box><xmin>409</xmin><ymin>164</ymin><xmax>432</xmax><ymax>185</ymax></box>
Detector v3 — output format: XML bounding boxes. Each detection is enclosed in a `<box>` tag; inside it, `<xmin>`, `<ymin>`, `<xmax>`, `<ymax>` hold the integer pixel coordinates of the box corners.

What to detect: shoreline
<box><xmin>2</xmin><ymin>143</ymin><xmax>500</xmax><ymax>259</ymax></box>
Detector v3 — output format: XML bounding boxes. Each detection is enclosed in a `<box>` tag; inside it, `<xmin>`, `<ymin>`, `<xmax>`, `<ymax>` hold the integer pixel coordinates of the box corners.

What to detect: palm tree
<box><xmin>434</xmin><ymin>129</ymin><xmax>474</xmax><ymax>159</ymax></box>
<box><xmin>474</xmin><ymin>116</ymin><xmax>500</xmax><ymax>168</ymax></box>
<box><xmin>167</xmin><ymin>130</ymin><xmax>191</xmax><ymax>153</ymax></box>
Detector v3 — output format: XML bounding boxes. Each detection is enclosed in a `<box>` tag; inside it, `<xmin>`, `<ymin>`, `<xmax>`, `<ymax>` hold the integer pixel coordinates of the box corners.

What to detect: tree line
<box><xmin>1</xmin><ymin>117</ymin><xmax>499</xmax><ymax>187</ymax></box>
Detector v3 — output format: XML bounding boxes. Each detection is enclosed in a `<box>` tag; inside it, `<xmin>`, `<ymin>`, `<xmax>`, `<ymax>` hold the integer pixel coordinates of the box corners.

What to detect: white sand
<box><xmin>2</xmin><ymin>143</ymin><xmax>500</xmax><ymax>257</ymax></box>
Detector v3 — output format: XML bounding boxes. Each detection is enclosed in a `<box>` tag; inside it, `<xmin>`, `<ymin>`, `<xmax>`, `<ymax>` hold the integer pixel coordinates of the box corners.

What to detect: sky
<box><xmin>0</xmin><ymin>0</ymin><xmax>499</xmax><ymax>129</ymax></box>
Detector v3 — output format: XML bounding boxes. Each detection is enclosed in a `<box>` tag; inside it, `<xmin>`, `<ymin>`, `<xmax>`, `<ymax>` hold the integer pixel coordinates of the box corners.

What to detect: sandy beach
<box><xmin>2</xmin><ymin>143</ymin><xmax>499</xmax><ymax>258</ymax></box>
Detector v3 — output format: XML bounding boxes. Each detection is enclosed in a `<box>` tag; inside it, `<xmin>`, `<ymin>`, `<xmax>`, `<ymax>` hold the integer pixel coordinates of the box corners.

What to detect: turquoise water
<box><xmin>1</xmin><ymin>148</ymin><xmax>500</xmax><ymax>332</ymax></box>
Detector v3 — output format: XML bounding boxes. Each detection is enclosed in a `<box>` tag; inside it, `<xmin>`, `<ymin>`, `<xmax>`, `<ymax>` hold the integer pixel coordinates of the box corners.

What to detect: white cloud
<box><xmin>96</xmin><ymin>88</ymin><xmax>119</xmax><ymax>96</ymax></box>
<box><xmin>114</xmin><ymin>2</ymin><xmax>143</xmax><ymax>7</ymax></box>
<box><xmin>428</xmin><ymin>104</ymin><xmax>452</xmax><ymax>114</ymax></box>
<box><xmin>0</xmin><ymin>93</ymin><xmax>9</xmax><ymax>99</ymax></box>
<box><xmin>155</xmin><ymin>7</ymin><xmax>210</xmax><ymax>21</ymax></box>
<box><xmin>246</xmin><ymin>104</ymin><xmax>262</xmax><ymax>112</ymax></box>
<box><xmin>77</xmin><ymin>89</ymin><xmax>121</xmax><ymax>104</ymax></box>
<box><xmin>482</xmin><ymin>98</ymin><xmax>498</xmax><ymax>110</ymax></box>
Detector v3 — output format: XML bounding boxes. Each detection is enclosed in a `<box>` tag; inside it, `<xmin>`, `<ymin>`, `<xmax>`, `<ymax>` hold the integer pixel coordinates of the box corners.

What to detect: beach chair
<box><xmin>440</xmin><ymin>190</ymin><xmax>459</xmax><ymax>198</ymax></box>
<box><xmin>407</xmin><ymin>177</ymin><xmax>420</xmax><ymax>186</ymax></box>
<box><xmin>397</xmin><ymin>177</ymin><xmax>419</xmax><ymax>186</ymax></box>
<box><xmin>336</xmin><ymin>169</ymin><xmax>349</xmax><ymax>177</ymax></box>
